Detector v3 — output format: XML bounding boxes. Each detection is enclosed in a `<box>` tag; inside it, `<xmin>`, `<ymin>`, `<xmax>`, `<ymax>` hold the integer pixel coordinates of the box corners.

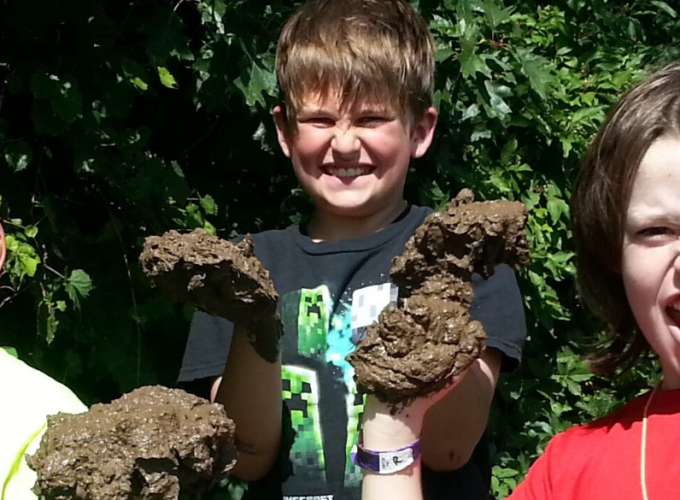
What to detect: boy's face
<box><xmin>621</xmin><ymin>135</ymin><xmax>680</xmax><ymax>389</ymax></box>
<box><xmin>274</xmin><ymin>93</ymin><xmax>437</xmax><ymax>220</ymax></box>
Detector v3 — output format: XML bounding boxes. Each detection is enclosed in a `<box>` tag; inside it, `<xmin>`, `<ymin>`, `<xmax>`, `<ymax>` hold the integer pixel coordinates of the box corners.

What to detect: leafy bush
<box><xmin>1</xmin><ymin>0</ymin><xmax>678</xmax><ymax>497</ymax></box>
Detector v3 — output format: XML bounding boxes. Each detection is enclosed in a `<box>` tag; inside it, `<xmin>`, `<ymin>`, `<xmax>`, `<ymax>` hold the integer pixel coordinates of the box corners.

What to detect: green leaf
<box><xmin>515</xmin><ymin>47</ymin><xmax>554</xmax><ymax>100</ymax></box>
<box><xmin>1</xmin><ymin>347</ymin><xmax>18</xmax><ymax>358</ymax></box>
<box><xmin>461</xmin><ymin>103</ymin><xmax>480</xmax><ymax>121</ymax></box>
<box><xmin>479</xmin><ymin>0</ymin><xmax>514</xmax><ymax>27</ymax></box>
<box><xmin>131</xmin><ymin>77</ymin><xmax>148</xmax><ymax>91</ymax></box>
<box><xmin>24</xmin><ymin>225</ymin><xmax>38</xmax><ymax>238</ymax></box>
<box><xmin>492</xmin><ymin>465</ymin><xmax>519</xmax><ymax>478</ymax></box>
<box><xmin>200</xmin><ymin>195</ymin><xmax>217</xmax><ymax>216</ymax></box>
<box><xmin>484</xmin><ymin>80</ymin><xmax>512</xmax><ymax>117</ymax></box>
<box><xmin>66</xmin><ymin>269</ymin><xmax>93</xmax><ymax>308</ymax></box>
<box><xmin>234</xmin><ymin>61</ymin><xmax>277</xmax><ymax>107</ymax></box>
<box><xmin>455</xmin><ymin>0</ymin><xmax>476</xmax><ymax>23</ymax></box>
<box><xmin>651</xmin><ymin>1</ymin><xmax>677</xmax><ymax>18</ymax></box>
<box><xmin>459</xmin><ymin>50</ymin><xmax>493</xmax><ymax>79</ymax></box>
<box><xmin>435</xmin><ymin>47</ymin><xmax>455</xmax><ymax>62</ymax></box>
<box><xmin>19</xmin><ymin>254</ymin><xmax>39</xmax><ymax>277</ymax></box>
<box><xmin>500</xmin><ymin>138</ymin><xmax>518</xmax><ymax>165</ymax></box>
<box><xmin>170</xmin><ymin>161</ymin><xmax>185</xmax><ymax>178</ymax></box>
<box><xmin>158</xmin><ymin>67</ymin><xmax>178</xmax><ymax>88</ymax></box>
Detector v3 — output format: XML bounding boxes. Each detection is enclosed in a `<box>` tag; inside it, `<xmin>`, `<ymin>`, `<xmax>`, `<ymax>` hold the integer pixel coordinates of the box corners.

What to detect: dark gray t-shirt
<box><xmin>179</xmin><ymin>205</ymin><xmax>526</xmax><ymax>500</ymax></box>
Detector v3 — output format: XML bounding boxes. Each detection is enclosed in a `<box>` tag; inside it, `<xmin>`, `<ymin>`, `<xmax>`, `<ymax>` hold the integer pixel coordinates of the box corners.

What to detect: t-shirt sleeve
<box><xmin>507</xmin><ymin>432</ymin><xmax>566</xmax><ymax>500</ymax></box>
<box><xmin>470</xmin><ymin>263</ymin><xmax>526</xmax><ymax>371</ymax></box>
<box><xmin>177</xmin><ymin>311</ymin><xmax>234</xmax><ymax>385</ymax></box>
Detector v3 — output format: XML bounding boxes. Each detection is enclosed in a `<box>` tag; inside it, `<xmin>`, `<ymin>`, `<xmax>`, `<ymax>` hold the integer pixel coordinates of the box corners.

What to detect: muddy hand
<box><xmin>140</xmin><ymin>229</ymin><xmax>282</xmax><ymax>362</ymax></box>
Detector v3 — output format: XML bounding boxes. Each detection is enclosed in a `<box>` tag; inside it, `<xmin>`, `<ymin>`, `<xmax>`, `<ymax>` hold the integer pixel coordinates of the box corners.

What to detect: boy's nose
<box><xmin>330</xmin><ymin>127</ymin><xmax>361</xmax><ymax>157</ymax></box>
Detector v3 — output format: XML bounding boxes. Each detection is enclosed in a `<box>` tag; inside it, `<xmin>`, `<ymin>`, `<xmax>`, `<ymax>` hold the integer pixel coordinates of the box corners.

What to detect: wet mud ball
<box><xmin>139</xmin><ymin>230</ymin><xmax>282</xmax><ymax>362</ymax></box>
<box><xmin>27</xmin><ymin>386</ymin><xmax>237</xmax><ymax>500</ymax></box>
<box><xmin>346</xmin><ymin>189</ymin><xmax>529</xmax><ymax>406</ymax></box>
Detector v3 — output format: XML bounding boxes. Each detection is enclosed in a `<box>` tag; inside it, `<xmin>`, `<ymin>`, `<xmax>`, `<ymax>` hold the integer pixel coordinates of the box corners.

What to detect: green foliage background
<box><xmin>1</xmin><ymin>0</ymin><xmax>679</xmax><ymax>497</ymax></box>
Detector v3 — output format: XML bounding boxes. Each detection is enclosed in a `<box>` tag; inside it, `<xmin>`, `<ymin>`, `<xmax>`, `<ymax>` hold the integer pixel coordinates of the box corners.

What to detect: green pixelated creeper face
<box><xmin>297</xmin><ymin>287</ymin><xmax>331</xmax><ymax>362</ymax></box>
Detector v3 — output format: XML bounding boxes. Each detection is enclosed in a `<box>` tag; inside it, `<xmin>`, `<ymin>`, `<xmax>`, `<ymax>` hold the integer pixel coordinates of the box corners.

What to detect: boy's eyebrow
<box><xmin>356</xmin><ymin>106</ymin><xmax>393</xmax><ymax>115</ymax></box>
<box><xmin>297</xmin><ymin>105</ymin><xmax>394</xmax><ymax>117</ymax></box>
<box><xmin>297</xmin><ymin>107</ymin><xmax>336</xmax><ymax>118</ymax></box>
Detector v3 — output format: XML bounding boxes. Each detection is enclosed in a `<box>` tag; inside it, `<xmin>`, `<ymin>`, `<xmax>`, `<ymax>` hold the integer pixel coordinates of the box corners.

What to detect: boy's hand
<box><xmin>140</xmin><ymin>230</ymin><xmax>282</xmax><ymax>362</ymax></box>
<box><xmin>348</xmin><ymin>296</ymin><xmax>485</xmax><ymax>407</ymax></box>
<box><xmin>362</xmin><ymin>368</ymin><xmax>466</xmax><ymax>446</ymax></box>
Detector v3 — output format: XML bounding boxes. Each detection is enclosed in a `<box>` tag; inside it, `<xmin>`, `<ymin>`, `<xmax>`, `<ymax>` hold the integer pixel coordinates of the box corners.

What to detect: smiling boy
<box><xmin>178</xmin><ymin>1</ymin><xmax>526</xmax><ymax>499</ymax></box>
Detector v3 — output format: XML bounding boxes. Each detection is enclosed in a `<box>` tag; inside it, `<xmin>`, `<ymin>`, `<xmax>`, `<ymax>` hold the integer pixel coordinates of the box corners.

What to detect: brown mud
<box><xmin>347</xmin><ymin>189</ymin><xmax>529</xmax><ymax>405</ymax></box>
<box><xmin>140</xmin><ymin>230</ymin><xmax>282</xmax><ymax>362</ymax></box>
<box><xmin>27</xmin><ymin>386</ymin><xmax>237</xmax><ymax>500</ymax></box>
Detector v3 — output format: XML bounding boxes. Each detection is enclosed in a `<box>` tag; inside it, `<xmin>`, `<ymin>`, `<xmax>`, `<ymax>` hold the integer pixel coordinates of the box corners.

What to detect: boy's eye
<box><xmin>300</xmin><ymin>117</ymin><xmax>335</xmax><ymax>126</ymax></box>
<box><xmin>356</xmin><ymin>116</ymin><xmax>389</xmax><ymax>126</ymax></box>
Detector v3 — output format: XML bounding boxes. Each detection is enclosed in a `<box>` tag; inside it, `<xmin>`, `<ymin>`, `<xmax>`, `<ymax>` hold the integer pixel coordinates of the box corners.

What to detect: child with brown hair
<box><xmin>178</xmin><ymin>0</ymin><xmax>527</xmax><ymax>499</ymax></box>
<box><xmin>362</xmin><ymin>61</ymin><xmax>680</xmax><ymax>500</ymax></box>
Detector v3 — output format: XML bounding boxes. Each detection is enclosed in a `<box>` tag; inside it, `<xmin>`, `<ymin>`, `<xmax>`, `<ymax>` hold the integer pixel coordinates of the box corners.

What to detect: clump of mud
<box><xmin>140</xmin><ymin>230</ymin><xmax>282</xmax><ymax>362</ymax></box>
<box><xmin>27</xmin><ymin>386</ymin><xmax>237</xmax><ymax>500</ymax></box>
<box><xmin>347</xmin><ymin>189</ymin><xmax>529</xmax><ymax>404</ymax></box>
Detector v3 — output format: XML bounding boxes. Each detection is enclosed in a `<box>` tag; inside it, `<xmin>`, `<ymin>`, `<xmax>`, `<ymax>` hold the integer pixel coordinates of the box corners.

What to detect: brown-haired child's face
<box><xmin>274</xmin><ymin>92</ymin><xmax>437</xmax><ymax>220</ymax></box>
<box><xmin>621</xmin><ymin>135</ymin><xmax>680</xmax><ymax>389</ymax></box>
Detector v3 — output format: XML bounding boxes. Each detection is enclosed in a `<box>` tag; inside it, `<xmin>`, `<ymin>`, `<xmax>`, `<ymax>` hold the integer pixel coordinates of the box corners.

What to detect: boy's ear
<box><xmin>410</xmin><ymin>107</ymin><xmax>438</xmax><ymax>159</ymax></box>
<box><xmin>273</xmin><ymin>105</ymin><xmax>292</xmax><ymax>158</ymax></box>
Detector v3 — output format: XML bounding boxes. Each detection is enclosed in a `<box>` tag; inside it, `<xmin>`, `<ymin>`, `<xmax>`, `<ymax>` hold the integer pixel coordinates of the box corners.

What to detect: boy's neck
<box><xmin>306</xmin><ymin>200</ymin><xmax>408</xmax><ymax>242</ymax></box>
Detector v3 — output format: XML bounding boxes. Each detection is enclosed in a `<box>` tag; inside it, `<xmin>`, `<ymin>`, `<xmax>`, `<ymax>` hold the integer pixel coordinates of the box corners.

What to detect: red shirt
<box><xmin>509</xmin><ymin>388</ymin><xmax>680</xmax><ymax>500</ymax></box>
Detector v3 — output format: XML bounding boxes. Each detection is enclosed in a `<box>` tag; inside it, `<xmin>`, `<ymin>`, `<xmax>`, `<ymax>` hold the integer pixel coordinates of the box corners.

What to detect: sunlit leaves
<box><xmin>158</xmin><ymin>67</ymin><xmax>178</xmax><ymax>88</ymax></box>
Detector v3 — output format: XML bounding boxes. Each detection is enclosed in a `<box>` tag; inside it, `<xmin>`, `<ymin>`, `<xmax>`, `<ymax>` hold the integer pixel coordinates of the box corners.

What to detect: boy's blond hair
<box><xmin>276</xmin><ymin>0</ymin><xmax>435</xmax><ymax>128</ymax></box>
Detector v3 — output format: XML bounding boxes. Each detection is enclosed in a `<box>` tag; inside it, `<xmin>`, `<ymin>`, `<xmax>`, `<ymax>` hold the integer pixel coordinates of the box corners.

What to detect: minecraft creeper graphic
<box><xmin>281</xmin><ymin>286</ymin><xmax>332</xmax><ymax>481</ymax></box>
<box><xmin>282</xmin><ymin>365</ymin><xmax>325</xmax><ymax>482</ymax></box>
<box><xmin>297</xmin><ymin>286</ymin><xmax>331</xmax><ymax>362</ymax></box>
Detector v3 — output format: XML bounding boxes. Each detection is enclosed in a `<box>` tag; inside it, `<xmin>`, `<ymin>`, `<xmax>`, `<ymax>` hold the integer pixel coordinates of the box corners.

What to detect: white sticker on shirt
<box><xmin>350</xmin><ymin>283</ymin><xmax>398</xmax><ymax>331</ymax></box>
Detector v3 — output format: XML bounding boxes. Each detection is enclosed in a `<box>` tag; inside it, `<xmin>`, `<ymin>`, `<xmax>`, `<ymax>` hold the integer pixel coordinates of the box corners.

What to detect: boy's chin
<box><xmin>315</xmin><ymin>197</ymin><xmax>378</xmax><ymax>218</ymax></box>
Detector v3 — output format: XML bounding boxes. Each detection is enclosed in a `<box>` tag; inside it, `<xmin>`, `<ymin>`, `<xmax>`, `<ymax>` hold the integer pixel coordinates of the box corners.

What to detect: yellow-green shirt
<box><xmin>0</xmin><ymin>349</ymin><xmax>86</xmax><ymax>500</ymax></box>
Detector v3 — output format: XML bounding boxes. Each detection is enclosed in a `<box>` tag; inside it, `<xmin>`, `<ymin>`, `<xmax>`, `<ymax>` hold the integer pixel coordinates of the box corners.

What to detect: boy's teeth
<box><xmin>335</xmin><ymin>168</ymin><xmax>368</xmax><ymax>177</ymax></box>
<box><xmin>672</xmin><ymin>303</ymin><xmax>680</xmax><ymax>312</ymax></box>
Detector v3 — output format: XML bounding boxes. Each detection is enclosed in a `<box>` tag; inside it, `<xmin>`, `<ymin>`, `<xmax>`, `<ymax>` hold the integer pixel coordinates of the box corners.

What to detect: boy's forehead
<box><xmin>297</xmin><ymin>91</ymin><xmax>398</xmax><ymax>113</ymax></box>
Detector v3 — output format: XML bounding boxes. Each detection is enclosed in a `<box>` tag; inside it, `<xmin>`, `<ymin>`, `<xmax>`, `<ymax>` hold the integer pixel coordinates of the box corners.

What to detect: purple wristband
<box><xmin>351</xmin><ymin>436</ymin><xmax>422</xmax><ymax>474</ymax></box>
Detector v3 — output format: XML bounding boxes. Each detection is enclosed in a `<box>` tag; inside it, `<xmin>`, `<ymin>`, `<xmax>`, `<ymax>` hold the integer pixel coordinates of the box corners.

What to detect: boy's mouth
<box><xmin>322</xmin><ymin>165</ymin><xmax>374</xmax><ymax>178</ymax></box>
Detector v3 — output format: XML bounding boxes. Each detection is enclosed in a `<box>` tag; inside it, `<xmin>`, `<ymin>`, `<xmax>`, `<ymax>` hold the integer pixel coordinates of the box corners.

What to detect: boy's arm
<box><xmin>420</xmin><ymin>347</ymin><xmax>502</xmax><ymax>471</ymax></box>
<box><xmin>210</xmin><ymin>324</ymin><xmax>282</xmax><ymax>482</ymax></box>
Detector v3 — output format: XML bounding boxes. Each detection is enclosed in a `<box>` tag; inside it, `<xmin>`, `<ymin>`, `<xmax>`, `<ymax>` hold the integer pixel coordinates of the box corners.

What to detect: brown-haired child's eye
<box><xmin>638</xmin><ymin>227</ymin><xmax>673</xmax><ymax>237</ymax></box>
